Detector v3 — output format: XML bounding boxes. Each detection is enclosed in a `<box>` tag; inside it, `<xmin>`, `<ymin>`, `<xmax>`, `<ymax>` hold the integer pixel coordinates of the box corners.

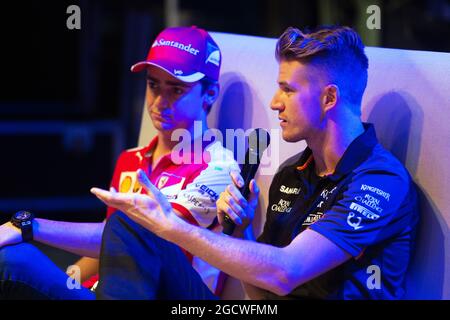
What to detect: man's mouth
<box><xmin>152</xmin><ymin>112</ymin><xmax>172</xmax><ymax>122</ymax></box>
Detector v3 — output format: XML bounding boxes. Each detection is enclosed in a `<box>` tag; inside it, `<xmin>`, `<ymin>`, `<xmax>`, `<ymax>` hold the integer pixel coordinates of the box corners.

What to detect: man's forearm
<box><xmin>165</xmin><ymin>222</ymin><xmax>292</xmax><ymax>296</ymax></box>
<box><xmin>33</xmin><ymin>219</ymin><xmax>105</xmax><ymax>258</ymax></box>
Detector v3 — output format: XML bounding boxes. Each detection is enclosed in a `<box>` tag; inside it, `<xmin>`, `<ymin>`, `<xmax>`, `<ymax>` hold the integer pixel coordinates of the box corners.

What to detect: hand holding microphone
<box><xmin>217</xmin><ymin>128</ymin><xmax>270</xmax><ymax>235</ymax></box>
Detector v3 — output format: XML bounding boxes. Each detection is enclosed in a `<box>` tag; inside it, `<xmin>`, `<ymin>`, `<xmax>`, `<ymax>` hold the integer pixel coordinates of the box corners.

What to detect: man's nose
<box><xmin>153</xmin><ymin>94</ymin><xmax>170</xmax><ymax>110</ymax></box>
<box><xmin>270</xmin><ymin>91</ymin><xmax>283</xmax><ymax>111</ymax></box>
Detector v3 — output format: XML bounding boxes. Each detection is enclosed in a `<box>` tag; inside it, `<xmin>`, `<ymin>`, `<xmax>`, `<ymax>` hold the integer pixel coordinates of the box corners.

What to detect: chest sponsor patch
<box><xmin>303</xmin><ymin>212</ymin><xmax>324</xmax><ymax>226</ymax></box>
<box><xmin>279</xmin><ymin>185</ymin><xmax>301</xmax><ymax>195</ymax></box>
<box><xmin>156</xmin><ymin>172</ymin><xmax>184</xmax><ymax>188</ymax></box>
<box><xmin>157</xmin><ymin>172</ymin><xmax>186</xmax><ymax>199</ymax></box>
<box><xmin>271</xmin><ymin>198</ymin><xmax>292</xmax><ymax>213</ymax></box>
<box><xmin>119</xmin><ymin>172</ymin><xmax>142</xmax><ymax>194</ymax></box>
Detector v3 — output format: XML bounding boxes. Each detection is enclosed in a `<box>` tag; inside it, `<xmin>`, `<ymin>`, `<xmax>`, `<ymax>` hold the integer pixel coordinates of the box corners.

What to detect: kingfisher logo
<box><xmin>152</xmin><ymin>38</ymin><xmax>200</xmax><ymax>56</ymax></box>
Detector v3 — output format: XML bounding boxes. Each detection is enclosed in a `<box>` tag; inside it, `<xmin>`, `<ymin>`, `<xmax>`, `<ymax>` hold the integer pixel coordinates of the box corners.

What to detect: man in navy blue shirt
<box><xmin>257</xmin><ymin>122</ymin><xmax>418</xmax><ymax>299</ymax></box>
<box><xmin>92</xmin><ymin>25</ymin><xmax>419</xmax><ymax>299</ymax></box>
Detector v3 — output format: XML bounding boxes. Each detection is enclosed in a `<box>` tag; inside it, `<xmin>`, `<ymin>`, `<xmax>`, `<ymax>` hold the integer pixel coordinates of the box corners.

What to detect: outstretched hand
<box><xmin>91</xmin><ymin>169</ymin><xmax>183</xmax><ymax>236</ymax></box>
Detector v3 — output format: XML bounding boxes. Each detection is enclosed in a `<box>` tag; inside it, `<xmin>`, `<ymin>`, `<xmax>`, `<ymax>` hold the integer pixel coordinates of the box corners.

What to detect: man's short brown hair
<box><xmin>276</xmin><ymin>26</ymin><xmax>369</xmax><ymax>108</ymax></box>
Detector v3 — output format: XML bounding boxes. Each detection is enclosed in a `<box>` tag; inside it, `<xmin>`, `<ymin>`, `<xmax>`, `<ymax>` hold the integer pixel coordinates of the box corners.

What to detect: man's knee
<box><xmin>102</xmin><ymin>211</ymin><xmax>168</xmax><ymax>256</ymax></box>
<box><xmin>0</xmin><ymin>243</ymin><xmax>40</xmax><ymax>273</ymax></box>
<box><xmin>104</xmin><ymin>211</ymin><xmax>150</xmax><ymax>240</ymax></box>
<box><xmin>105</xmin><ymin>211</ymin><xmax>133</xmax><ymax>236</ymax></box>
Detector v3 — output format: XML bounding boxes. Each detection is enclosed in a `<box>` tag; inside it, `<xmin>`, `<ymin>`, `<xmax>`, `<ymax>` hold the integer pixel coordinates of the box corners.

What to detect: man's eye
<box><xmin>173</xmin><ymin>87</ymin><xmax>185</xmax><ymax>95</ymax></box>
<box><xmin>281</xmin><ymin>87</ymin><xmax>296</xmax><ymax>95</ymax></box>
<box><xmin>148</xmin><ymin>81</ymin><xmax>158</xmax><ymax>89</ymax></box>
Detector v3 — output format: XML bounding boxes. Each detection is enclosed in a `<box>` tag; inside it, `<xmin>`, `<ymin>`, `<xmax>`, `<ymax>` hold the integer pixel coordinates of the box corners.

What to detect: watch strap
<box><xmin>20</xmin><ymin>220</ymin><xmax>33</xmax><ymax>242</ymax></box>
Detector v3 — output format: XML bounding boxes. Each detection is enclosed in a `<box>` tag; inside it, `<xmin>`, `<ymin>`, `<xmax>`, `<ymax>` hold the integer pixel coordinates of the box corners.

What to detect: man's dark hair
<box><xmin>276</xmin><ymin>26</ymin><xmax>369</xmax><ymax>108</ymax></box>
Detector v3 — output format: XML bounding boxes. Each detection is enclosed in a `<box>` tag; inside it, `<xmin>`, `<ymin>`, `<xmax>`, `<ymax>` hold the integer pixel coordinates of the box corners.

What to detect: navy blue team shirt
<box><xmin>257</xmin><ymin>123</ymin><xmax>419</xmax><ymax>299</ymax></box>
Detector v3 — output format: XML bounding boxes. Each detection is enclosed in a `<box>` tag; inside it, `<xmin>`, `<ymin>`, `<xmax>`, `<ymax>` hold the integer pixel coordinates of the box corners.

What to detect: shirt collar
<box><xmin>296</xmin><ymin>123</ymin><xmax>379</xmax><ymax>181</ymax></box>
<box><xmin>142</xmin><ymin>136</ymin><xmax>159</xmax><ymax>159</ymax></box>
<box><xmin>140</xmin><ymin>135</ymin><xmax>215</xmax><ymax>165</ymax></box>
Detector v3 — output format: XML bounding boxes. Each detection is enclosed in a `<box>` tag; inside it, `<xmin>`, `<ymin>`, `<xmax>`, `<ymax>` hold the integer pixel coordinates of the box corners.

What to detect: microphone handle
<box><xmin>222</xmin><ymin>164</ymin><xmax>259</xmax><ymax>235</ymax></box>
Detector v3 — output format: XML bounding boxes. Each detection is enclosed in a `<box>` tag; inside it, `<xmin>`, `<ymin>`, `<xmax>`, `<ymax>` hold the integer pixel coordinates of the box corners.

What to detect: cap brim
<box><xmin>130</xmin><ymin>61</ymin><xmax>205</xmax><ymax>83</ymax></box>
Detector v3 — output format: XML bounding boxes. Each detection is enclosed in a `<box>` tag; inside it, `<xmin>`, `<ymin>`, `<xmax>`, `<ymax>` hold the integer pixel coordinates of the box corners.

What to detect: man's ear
<box><xmin>321</xmin><ymin>84</ymin><xmax>339</xmax><ymax>113</ymax></box>
<box><xmin>203</xmin><ymin>82</ymin><xmax>220</xmax><ymax>107</ymax></box>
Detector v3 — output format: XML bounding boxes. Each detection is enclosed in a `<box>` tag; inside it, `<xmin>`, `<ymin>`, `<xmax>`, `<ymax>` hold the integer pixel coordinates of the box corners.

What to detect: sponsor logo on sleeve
<box><xmin>360</xmin><ymin>184</ymin><xmax>390</xmax><ymax>201</ymax></box>
<box><xmin>196</xmin><ymin>184</ymin><xmax>219</xmax><ymax>202</ymax></box>
<box><xmin>186</xmin><ymin>194</ymin><xmax>203</xmax><ymax>207</ymax></box>
<box><xmin>349</xmin><ymin>202</ymin><xmax>380</xmax><ymax>220</ymax></box>
<box><xmin>185</xmin><ymin>194</ymin><xmax>210</xmax><ymax>215</ymax></box>
<box><xmin>354</xmin><ymin>194</ymin><xmax>383</xmax><ymax>213</ymax></box>
<box><xmin>347</xmin><ymin>212</ymin><xmax>364</xmax><ymax>230</ymax></box>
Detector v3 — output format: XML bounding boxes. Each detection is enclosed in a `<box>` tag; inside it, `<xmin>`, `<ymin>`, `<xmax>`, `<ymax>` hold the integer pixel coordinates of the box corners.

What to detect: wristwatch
<box><xmin>11</xmin><ymin>210</ymin><xmax>35</xmax><ymax>242</ymax></box>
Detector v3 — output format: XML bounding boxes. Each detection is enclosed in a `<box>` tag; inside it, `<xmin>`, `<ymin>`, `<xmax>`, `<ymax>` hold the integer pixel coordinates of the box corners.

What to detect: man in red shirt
<box><xmin>0</xmin><ymin>26</ymin><xmax>238</xmax><ymax>299</ymax></box>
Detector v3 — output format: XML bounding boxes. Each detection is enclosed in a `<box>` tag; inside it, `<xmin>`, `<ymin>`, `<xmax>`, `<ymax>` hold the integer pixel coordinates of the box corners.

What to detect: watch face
<box><xmin>15</xmin><ymin>211</ymin><xmax>32</xmax><ymax>220</ymax></box>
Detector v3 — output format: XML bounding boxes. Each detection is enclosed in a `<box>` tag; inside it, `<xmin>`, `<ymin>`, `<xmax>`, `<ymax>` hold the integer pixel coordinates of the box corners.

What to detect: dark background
<box><xmin>0</xmin><ymin>0</ymin><xmax>449</xmax><ymax>223</ymax></box>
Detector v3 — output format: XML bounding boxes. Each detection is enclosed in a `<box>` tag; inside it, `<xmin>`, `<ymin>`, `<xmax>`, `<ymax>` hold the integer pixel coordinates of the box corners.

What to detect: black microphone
<box><xmin>222</xmin><ymin>128</ymin><xmax>271</xmax><ymax>235</ymax></box>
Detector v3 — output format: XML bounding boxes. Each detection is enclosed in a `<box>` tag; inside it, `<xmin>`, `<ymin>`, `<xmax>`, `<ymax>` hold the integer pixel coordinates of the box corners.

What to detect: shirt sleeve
<box><xmin>309</xmin><ymin>169</ymin><xmax>414</xmax><ymax>257</ymax></box>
